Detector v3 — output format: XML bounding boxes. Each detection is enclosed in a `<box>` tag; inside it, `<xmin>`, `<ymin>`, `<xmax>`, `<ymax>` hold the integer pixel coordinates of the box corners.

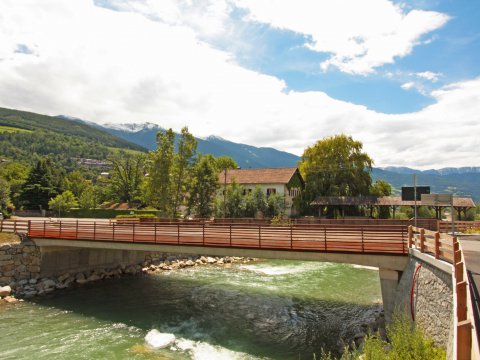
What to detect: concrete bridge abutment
<box><xmin>378</xmin><ymin>268</ymin><xmax>402</xmax><ymax>323</ymax></box>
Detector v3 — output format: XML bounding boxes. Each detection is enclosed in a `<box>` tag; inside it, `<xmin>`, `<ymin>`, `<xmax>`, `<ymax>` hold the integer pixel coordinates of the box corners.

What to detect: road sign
<box><xmin>401</xmin><ymin>186</ymin><xmax>430</xmax><ymax>201</ymax></box>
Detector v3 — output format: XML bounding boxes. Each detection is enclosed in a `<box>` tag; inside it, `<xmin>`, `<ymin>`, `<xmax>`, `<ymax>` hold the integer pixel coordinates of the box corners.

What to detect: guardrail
<box><xmin>25</xmin><ymin>220</ymin><xmax>408</xmax><ymax>255</ymax></box>
<box><xmin>439</xmin><ymin>221</ymin><xmax>480</xmax><ymax>234</ymax></box>
<box><xmin>410</xmin><ymin>226</ymin><xmax>476</xmax><ymax>359</ymax></box>
<box><xmin>0</xmin><ymin>220</ymin><xmax>29</xmax><ymax>234</ymax></box>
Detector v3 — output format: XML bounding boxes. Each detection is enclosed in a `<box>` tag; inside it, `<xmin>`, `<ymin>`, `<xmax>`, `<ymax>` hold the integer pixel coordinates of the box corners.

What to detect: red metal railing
<box><xmin>25</xmin><ymin>220</ymin><xmax>408</xmax><ymax>255</ymax></box>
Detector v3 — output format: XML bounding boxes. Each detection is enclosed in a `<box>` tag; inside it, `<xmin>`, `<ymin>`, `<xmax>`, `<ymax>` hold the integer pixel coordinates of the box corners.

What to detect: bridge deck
<box><xmin>26</xmin><ymin>221</ymin><xmax>408</xmax><ymax>255</ymax></box>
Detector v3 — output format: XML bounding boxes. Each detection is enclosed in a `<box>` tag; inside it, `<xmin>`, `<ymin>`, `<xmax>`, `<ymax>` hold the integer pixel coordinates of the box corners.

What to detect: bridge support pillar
<box><xmin>379</xmin><ymin>268</ymin><xmax>402</xmax><ymax>323</ymax></box>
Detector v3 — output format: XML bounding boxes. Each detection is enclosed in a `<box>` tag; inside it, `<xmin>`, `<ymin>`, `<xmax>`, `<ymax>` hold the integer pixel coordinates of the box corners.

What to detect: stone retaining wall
<box><xmin>0</xmin><ymin>237</ymin><xmax>254</xmax><ymax>300</ymax></box>
<box><xmin>394</xmin><ymin>255</ymin><xmax>454</xmax><ymax>355</ymax></box>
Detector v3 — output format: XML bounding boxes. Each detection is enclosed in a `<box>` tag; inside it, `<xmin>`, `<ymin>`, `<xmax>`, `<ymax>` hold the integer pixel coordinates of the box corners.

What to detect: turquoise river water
<box><xmin>0</xmin><ymin>260</ymin><xmax>381</xmax><ymax>359</ymax></box>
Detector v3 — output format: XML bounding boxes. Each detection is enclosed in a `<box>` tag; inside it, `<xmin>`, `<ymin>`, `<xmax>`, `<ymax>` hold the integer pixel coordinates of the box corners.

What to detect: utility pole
<box><xmin>223</xmin><ymin>167</ymin><xmax>227</xmax><ymax>218</ymax></box>
<box><xmin>413</xmin><ymin>174</ymin><xmax>417</xmax><ymax>228</ymax></box>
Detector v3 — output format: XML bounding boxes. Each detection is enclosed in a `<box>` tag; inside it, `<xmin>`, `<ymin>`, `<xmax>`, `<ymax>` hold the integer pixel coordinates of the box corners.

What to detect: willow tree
<box><xmin>299</xmin><ymin>134</ymin><xmax>373</xmax><ymax>215</ymax></box>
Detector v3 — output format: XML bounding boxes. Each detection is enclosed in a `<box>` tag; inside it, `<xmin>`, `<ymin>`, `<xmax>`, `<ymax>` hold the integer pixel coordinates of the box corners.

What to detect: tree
<box><xmin>20</xmin><ymin>158</ymin><xmax>60</xmax><ymax>210</ymax></box>
<box><xmin>216</xmin><ymin>181</ymin><xmax>245</xmax><ymax>218</ymax></box>
<box><xmin>299</xmin><ymin>134</ymin><xmax>373</xmax><ymax>215</ymax></box>
<box><xmin>251</xmin><ymin>186</ymin><xmax>267</xmax><ymax>217</ymax></box>
<box><xmin>144</xmin><ymin>129</ymin><xmax>175</xmax><ymax>215</ymax></box>
<box><xmin>78</xmin><ymin>184</ymin><xmax>98</xmax><ymax>210</ymax></box>
<box><xmin>266</xmin><ymin>192</ymin><xmax>285</xmax><ymax>217</ymax></box>
<box><xmin>0</xmin><ymin>162</ymin><xmax>29</xmax><ymax>208</ymax></box>
<box><xmin>215</xmin><ymin>156</ymin><xmax>238</xmax><ymax>171</ymax></box>
<box><xmin>64</xmin><ymin>170</ymin><xmax>90</xmax><ymax>199</ymax></box>
<box><xmin>48</xmin><ymin>190</ymin><xmax>78</xmax><ymax>216</ymax></box>
<box><xmin>371</xmin><ymin>179</ymin><xmax>392</xmax><ymax>218</ymax></box>
<box><xmin>170</xmin><ymin>127</ymin><xmax>197</xmax><ymax>217</ymax></box>
<box><xmin>108</xmin><ymin>152</ymin><xmax>145</xmax><ymax>203</ymax></box>
<box><xmin>188</xmin><ymin>154</ymin><xmax>219</xmax><ymax>217</ymax></box>
<box><xmin>0</xmin><ymin>177</ymin><xmax>12</xmax><ymax>213</ymax></box>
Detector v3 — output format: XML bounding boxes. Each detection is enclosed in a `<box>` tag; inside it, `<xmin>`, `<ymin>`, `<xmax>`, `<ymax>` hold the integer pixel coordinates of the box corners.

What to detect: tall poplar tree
<box><xmin>170</xmin><ymin>127</ymin><xmax>197</xmax><ymax>217</ymax></box>
<box><xmin>188</xmin><ymin>154</ymin><xmax>218</xmax><ymax>217</ymax></box>
<box><xmin>144</xmin><ymin>129</ymin><xmax>175</xmax><ymax>215</ymax></box>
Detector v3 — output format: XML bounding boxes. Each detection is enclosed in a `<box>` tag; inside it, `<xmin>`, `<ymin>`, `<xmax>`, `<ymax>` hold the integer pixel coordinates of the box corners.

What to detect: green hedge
<box><xmin>65</xmin><ymin>209</ymin><xmax>159</xmax><ymax>219</ymax></box>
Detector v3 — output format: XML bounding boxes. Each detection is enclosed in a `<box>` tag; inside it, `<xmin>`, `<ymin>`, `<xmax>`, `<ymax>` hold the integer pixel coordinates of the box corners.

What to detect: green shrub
<box><xmin>65</xmin><ymin>209</ymin><xmax>159</xmax><ymax>218</ymax></box>
<box><xmin>115</xmin><ymin>214</ymin><xmax>157</xmax><ymax>219</ymax></box>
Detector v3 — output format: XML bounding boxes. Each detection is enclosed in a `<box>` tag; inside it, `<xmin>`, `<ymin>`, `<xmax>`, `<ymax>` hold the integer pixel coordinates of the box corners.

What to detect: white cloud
<box><xmin>401</xmin><ymin>82</ymin><xmax>415</xmax><ymax>90</ymax></box>
<box><xmin>233</xmin><ymin>0</ymin><xmax>449</xmax><ymax>75</ymax></box>
<box><xmin>0</xmin><ymin>0</ymin><xmax>478</xmax><ymax>169</ymax></box>
<box><xmin>415</xmin><ymin>71</ymin><xmax>441</xmax><ymax>82</ymax></box>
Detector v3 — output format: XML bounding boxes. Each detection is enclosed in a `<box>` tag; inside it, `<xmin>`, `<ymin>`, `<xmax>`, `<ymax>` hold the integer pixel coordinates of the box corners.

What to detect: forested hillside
<box><xmin>0</xmin><ymin>107</ymin><xmax>146</xmax><ymax>165</ymax></box>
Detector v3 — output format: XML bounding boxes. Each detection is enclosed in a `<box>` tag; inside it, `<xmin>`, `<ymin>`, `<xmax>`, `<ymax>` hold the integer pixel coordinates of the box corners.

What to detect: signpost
<box><xmin>402</xmin><ymin>182</ymin><xmax>430</xmax><ymax>229</ymax></box>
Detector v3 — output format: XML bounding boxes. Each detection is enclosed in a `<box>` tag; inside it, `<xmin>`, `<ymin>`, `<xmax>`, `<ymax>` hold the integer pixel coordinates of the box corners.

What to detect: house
<box><xmin>218</xmin><ymin>167</ymin><xmax>304</xmax><ymax>216</ymax></box>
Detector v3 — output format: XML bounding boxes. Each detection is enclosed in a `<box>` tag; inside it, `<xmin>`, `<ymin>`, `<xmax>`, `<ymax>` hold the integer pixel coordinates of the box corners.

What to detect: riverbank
<box><xmin>0</xmin><ymin>238</ymin><xmax>257</xmax><ymax>300</ymax></box>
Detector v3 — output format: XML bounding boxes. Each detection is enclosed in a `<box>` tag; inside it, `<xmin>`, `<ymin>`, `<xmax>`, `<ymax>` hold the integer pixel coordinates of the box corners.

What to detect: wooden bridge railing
<box><xmin>410</xmin><ymin>226</ymin><xmax>475</xmax><ymax>359</ymax></box>
<box><xmin>438</xmin><ymin>221</ymin><xmax>480</xmax><ymax>234</ymax></box>
<box><xmin>0</xmin><ymin>220</ymin><xmax>29</xmax><ymax>234</ymax></box>
<box><xmin>23</xmin><ymin>220</ymin><xmax>409</xmax><ymax>255</ymax></box>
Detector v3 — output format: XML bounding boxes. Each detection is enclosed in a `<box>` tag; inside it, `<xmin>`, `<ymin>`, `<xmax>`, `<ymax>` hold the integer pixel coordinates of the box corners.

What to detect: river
<box><xmin>0</xmin><ymin>260</ymin><xmax>381</xmax><ymax>359</ymax></box>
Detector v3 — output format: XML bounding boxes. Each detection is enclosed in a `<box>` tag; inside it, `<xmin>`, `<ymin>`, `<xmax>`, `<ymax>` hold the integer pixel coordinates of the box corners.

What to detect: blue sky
<box><xmin>0</xmin><ymin>0</ymin><xmax>479</xmax><ymax>168</ymax></box>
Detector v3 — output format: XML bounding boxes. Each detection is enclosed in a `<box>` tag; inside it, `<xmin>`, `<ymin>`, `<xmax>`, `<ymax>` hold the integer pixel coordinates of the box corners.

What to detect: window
<box><xmin>266</xmin><ymin>188</ymin><xmax>276</xmax><ymax>196</ymax></box>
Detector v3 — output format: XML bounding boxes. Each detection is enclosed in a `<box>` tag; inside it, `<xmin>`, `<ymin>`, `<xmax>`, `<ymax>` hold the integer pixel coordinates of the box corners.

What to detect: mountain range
<box><xmin>98</xmin><ymin>122</ymin><xmax>300</xmax><ymax>169</ymax></box>
<box><xmin>96</xmin><ymin>122</ymin><xmax>479</xmax><ymax>202</ymax></box>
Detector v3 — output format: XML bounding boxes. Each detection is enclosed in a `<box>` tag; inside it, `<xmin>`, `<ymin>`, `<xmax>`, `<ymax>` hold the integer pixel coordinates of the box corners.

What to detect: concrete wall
<box><xmin>394</xmin><ymin>252</ymin><xmax>454</xmax><ymax>355</ymax></box>
<box><xmin>38</xmin><ymin>246</ymin><xmax>152</xmax><ymax>277</ymax></box>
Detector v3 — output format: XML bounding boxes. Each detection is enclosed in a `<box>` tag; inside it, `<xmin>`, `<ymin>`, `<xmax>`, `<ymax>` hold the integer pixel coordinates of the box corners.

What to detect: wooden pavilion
<box><xmin>310</xmin><ymin>196</ymin><xmax>476</xmax><ymax>219</ymax></box>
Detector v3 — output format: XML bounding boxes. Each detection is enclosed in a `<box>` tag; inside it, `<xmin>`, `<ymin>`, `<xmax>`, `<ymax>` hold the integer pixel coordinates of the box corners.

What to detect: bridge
<box><xmin>1</xmin><ymin>219</ymin><xmax>477</xmax><ymax>359</ymax></box>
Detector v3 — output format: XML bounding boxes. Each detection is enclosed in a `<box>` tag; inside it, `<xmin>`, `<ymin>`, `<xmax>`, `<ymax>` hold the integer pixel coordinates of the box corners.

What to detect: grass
<box><xmin>0</xmin><ymin>232</ymin><xmax>20</xmax><ymax>244</ymax></box>
<box><xmin>107</xmin><ymin>146</ymin><xmax>146</xmax><ymax>156</ymax></box>
<box><xmin>0</xmin><ymin>125</ymin><xmax>31</xmax><ymax>133</ymax></box>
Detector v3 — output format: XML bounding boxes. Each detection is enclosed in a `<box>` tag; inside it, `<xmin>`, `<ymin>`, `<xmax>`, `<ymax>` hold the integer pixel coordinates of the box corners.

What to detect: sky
<box><xmin>0</xmin><ymin>0</ymin><xmax>479</xmax><ymax>169</ymax></box>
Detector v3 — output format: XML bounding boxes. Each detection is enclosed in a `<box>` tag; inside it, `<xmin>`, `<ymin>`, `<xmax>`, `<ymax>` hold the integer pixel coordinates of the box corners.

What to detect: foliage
<box><xmin>115</xmin><ymin>214</ymin><xmax>157</xmax><ymax>219</ymax></box>
<box><xmin>143</xmin><ymin>129</ymin><xmax>175</xmax><ymax>215</ymax></box>
<box><xmin>64</xmin><ymin>171</ymin><xmax>90</xmax><ymax>199</ymax></box>
<box><xmin>299</xmin><ymin>134</ymin><xmax>373</xmax><ymax>215</ymax></box>
<box><xmin>0</xmin><ymin>161</ymin><xmax>30</xmax><ymax>208</ymax></box>
<box><xmin>0</xmin><ymin>177</ymin><xmax>12</xmax><ymax>213</ymax></box>
<box><xmin>20</xmin><ymin>158</ymin><xmax>62</xmax><ymax>210</ymax></box>
<box><xmin>266</xmin><ymin>192</ymin><xmax>285</xmax><ymax>217</ymax></box>
<box><xmin>65</xmin><ymin>209</ymin><xmax>158</xmax><ymax>218</ymax></box>
<box><xmin>215</xmin><ymin>156</ymin><xmax>238</xmax><ymax>171</ymax></box>
<box><xmin>107</xmin><ymin>152</ymin><xmax>145</xmax><ymax>203</ymax></box>
<box><xmin>371</xmin><ymin>179</ymin><xmax>392</xmax><ymax>218</ymax></box>
<box><xmin>48</xmin><ymin>190</ymin><xmax>78</xmax><ymax>215</ymax></box>
<box><xmin>78</xmin><ymin>185</ymin><xmax>99</xmax><ymax>210</ymax></box>
<box><xmin>171</xmin><ymin>127</ymin><xmax>197</xmax><ymax>217</ymax></box>
<box><xmin>188</xmin><ymin>154</ymin><xmax>219</xmax><ymax>218</ymax></box>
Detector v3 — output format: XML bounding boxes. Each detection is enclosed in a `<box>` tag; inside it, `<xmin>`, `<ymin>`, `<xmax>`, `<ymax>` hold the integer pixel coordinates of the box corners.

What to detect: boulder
<box><xmin>42</xmin><ymin>279</ymin><xmax>56</xmax><ymax>289</ymax></box>
<box><xmin>3</xmin><ymin>296</ymin><xmax>19</xmax><ymax>304</ymax></box>
<box><xmin>206</xmin><ymin>257</ymin><xmax>216</xmax><ymax>264</ymax></box>
<box><xmin>75</xmin><ymin>273</ymin><xmax>86</xmax><ymax>281</ymax></box>
<box><xmin>0</xmin><ymin>285</ymin><xmax>12</xmax><ymax>297</ymax></box>
<box><xmin>87</xmin><ymin>274</ymin><xmax>101</xmax><ymax>282</ymax></box>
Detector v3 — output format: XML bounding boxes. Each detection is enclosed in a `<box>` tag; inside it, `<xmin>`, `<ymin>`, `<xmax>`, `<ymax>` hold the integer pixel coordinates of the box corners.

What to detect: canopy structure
<box><xmin>310</xmin><ymin>196</ymin><xmax>476</xmax><ymax>219</ymax></box>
